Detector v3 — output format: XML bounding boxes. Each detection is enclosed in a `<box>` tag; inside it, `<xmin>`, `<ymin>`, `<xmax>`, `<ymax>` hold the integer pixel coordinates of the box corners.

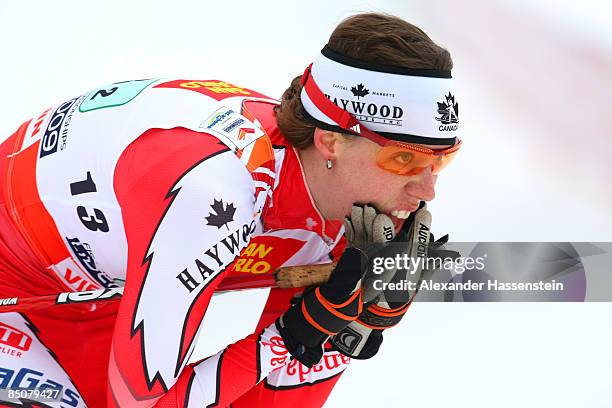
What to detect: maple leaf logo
<box><xmin>435</xmin><ymin>92</ymin><xmax>459</xmax><ymax>124</ymax></box>
<box><xmin>205</xmin><ymin>199</ymin><xmax>236</xmax><ymax>229</ymax></box>
<box><xmin>350</xmin><ymin>83</ymin><xmax>370</xmax><ymax>99</ymax></box>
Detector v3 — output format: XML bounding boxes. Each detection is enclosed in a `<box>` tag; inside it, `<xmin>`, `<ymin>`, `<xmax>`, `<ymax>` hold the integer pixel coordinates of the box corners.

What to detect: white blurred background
<box><xmin>1</xmin><ymin>1</ymin><xmax>611</xmax><ymax>407</ymax></box>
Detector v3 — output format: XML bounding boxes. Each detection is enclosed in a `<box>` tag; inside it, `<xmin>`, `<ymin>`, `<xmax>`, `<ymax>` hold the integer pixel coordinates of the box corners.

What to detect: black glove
<box><xmin>332</xmin><ymin>202</ymin><xmax>435</xmax><ymax>359</ymax></box>
<box><xmin>276</xmin><ymin>204</ymin><xmax>395</xmax><ymax>367</ymax></box>
<box><xmin>276</xmin><ymin>247</ymin><xmax>366</xmax><ymax>367</ymax></box>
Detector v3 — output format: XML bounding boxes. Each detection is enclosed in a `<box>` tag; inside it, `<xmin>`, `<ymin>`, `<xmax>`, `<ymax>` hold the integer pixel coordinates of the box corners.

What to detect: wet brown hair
<box><xmin>274</xmin><ymin>13</ymin><xmax>453</xmax><ymax>149</ymax></box>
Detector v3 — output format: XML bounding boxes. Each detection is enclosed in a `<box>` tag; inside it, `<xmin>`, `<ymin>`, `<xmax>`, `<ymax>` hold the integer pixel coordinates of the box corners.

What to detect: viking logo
<box><xmin>435</xmin><ymin>92</ymin><xmax>459</xmax><ymax>126</ymax></box>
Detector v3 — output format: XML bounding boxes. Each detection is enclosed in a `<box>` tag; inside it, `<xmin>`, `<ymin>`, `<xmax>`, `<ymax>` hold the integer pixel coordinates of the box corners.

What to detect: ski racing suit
<box><xmin>0</xmin><ymin>79</ymin><xmax>352</xmax><ymax>407</ymax></box>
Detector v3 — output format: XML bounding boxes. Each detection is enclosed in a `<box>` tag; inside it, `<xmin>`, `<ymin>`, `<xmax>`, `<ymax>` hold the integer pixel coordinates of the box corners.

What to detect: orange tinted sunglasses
<box><xmin>374</xmin><ymin>139</ymin><xmax>462</xmax><ymax>176</ymax></box>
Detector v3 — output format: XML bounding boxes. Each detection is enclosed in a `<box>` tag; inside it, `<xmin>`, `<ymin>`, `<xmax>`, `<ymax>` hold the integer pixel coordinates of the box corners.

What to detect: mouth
<box><xmin>387</xmin><ymin>204</ymin><xmax>420</xmax><ymax>232</ymax></box>
<box><xmin>390</xmin><ymin>209</ymin><xmax>411</xmax><ymax>219</ymax></box>
<box><xmin>388</xmin><ymin>210</ymin><xmax>412</xmax><ymax>233</ymax></box>
<box><xmin>389</xmin><ymin>215</ymin><xmax>404</xmax><ymax>232</ymax></box>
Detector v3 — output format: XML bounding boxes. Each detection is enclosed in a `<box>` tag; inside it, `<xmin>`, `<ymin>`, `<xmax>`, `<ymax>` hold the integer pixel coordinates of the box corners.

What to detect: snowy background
<box><xmin>1</xmin><ymin>1</ymin><xmax>611</xmax><ymax>407</ymax></box>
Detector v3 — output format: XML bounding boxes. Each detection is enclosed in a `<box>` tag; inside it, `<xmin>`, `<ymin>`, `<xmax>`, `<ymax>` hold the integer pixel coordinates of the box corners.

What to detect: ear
<box><xmin>312</xmin><ymin>128</ymin><xmax>341</xmax><ymax>160</ymax></box>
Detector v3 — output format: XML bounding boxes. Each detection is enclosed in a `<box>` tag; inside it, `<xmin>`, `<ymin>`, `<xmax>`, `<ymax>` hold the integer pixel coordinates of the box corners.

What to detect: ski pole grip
<box><xmin>274</xmin><ymin>263</ymin><xmax>336</xmax><ymax>288</ymax></box>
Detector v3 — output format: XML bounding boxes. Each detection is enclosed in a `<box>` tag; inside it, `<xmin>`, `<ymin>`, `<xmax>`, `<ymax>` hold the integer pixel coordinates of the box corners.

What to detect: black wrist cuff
<box><xmin>320</xmin><ymin>247</ymin><xmax>367</xmax><ymax>301</ymax></box>
<box><xmin>275</xmin><ymin>317</ymin><xmax>324</xmax><ymax>368</ymax></box>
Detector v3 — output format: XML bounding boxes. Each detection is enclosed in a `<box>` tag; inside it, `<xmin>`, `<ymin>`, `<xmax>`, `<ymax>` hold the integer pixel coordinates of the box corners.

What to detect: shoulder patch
<box><xmin>79</xmin><ymin>79</ymin><xmax>159</xmax><ymax>112</ymax></box>
<box><xmin>200</xmin><ymin>106</ymin><xmax>264</xmax><ymax>151</ymax></box>
<box><xmin>154</xmin><ymin>79</ymin><xmax>269</xmax><ymax>101</ymax></box>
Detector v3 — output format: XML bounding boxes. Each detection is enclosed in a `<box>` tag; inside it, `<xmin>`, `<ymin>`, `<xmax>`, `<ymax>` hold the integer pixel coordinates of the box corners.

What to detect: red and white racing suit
<box><xmin>0</xmin><ymin>79</ymin><xmax>351</xmax><ymax>407</ymax></box>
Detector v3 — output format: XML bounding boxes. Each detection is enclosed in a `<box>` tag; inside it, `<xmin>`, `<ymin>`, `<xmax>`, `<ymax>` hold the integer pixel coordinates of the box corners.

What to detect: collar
<box><xmin>242</xmin><ymin>99</ymin><xmax>343</xmax><ymax>244</ymax></box>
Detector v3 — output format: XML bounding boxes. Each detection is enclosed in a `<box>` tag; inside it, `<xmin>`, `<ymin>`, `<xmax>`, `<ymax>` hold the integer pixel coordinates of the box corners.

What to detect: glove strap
<box><xmin>277</xmin><ymin>285</ymin><xmax>363</xmax><ymax>367</ymax></box>
<box><xmin>302</xmin><ymin>287</ymin><xmax>362</xmax><ymax>335</ymax></box>
<box><xmin>330</xmin><ymin>302</ymin><xmax>410</xmax><ymax>360</ymax></box>
<box><xmin>357</xmin><ymin>303</ymin><xmax>410</xmax><ymax>330</ymax></box>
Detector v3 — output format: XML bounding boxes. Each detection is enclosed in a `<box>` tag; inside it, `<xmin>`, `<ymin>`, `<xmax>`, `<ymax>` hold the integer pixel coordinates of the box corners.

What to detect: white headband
<box><xmin>300</xmin><ymin>46</ymin><xmax>459</xmax><ymax>145</ymax></box>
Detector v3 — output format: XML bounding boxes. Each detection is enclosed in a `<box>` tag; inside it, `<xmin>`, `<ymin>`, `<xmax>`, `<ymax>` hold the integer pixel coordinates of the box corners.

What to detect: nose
<box><xmin>405</xmin><ymin>166</ymin><xmax>437</xmax><ymax>201</ymax></box>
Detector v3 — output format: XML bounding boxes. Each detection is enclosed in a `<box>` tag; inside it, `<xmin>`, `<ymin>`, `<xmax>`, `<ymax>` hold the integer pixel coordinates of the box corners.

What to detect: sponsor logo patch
<box><xmin>326</xmin><ymin>82</ymin><xmax>403</xmax><ymax>126</ymax></box>
<box><xmin>0</xmin><ymin>366</ymin><xmax>82</xmax><ymax>406</ymax></box>
<box><xmin>435</xmin><ymin>92</ymin><xmax>459</xmax><ymax>131</ymax></box>
<box><xmin>230</xmin><ymin>236</ymin><xmax>305</xmax><ymax>276</ymax></box>
<box><xmin>0</xmin><ymin>298</ymin><xmax>17</xmax><ymax>307</ymax></box>
<box><xmin>39</xmin><ymin>97</ymin><xmax>80</xmax><ymax>158</ymax></box>
<box><xmin>176</xmin><ymin>220</ymin><xmax>256</xmax><ymax>293</ymax></box>
<box><xmin>154</xmin><ymin>79</ymin><xmax>269</xmax><ymax>101</ymax></box>
<box><xmin>200</xmin><ymin>106</ymin><xmax>263</xmax><ymax>150</ymax></box>
<box><xmin>56</xmin><ymin>287</ymin><xmax>123</xmax><ymax>305</ymax></box>
<box><xmin>0</xmin><ymin>323</ymin><xmax>31</xmax><ymax>358</ymax></box>
<box><xmin>51</xmin><ymin>258</ymin><xmax>100</xmax><ymax>292</ymax></box>
<box><xmin>66</xmin><ymin>237</ymin><xmax>120</xmax><ymax>288</ymax></box>
<box><xmin>265</xmin><ymin>350</ymin><xmax>350</xmax><ymax>388</ymax></box>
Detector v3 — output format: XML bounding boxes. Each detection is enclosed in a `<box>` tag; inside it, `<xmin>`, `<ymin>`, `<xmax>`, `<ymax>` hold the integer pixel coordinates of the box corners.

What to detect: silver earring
<box><xmin>326</xmin><ymin>159</ymin><xmax>333</xmax><ymax>170</ymax></box>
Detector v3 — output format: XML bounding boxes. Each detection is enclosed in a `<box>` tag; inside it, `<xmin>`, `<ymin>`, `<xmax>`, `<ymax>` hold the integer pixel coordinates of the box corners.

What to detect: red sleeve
<box><xmin>108</xmin><ymin>127</ymin><xmax>292</xmax><ymax>406</ymax></box>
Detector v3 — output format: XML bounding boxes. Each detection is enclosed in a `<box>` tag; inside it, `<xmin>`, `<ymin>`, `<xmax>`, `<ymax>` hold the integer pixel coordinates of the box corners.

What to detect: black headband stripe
<box><xmin>301</xmin><ymin>107</ymin><xmax>457</xmax><ymax>146</ymax></box>
<box><xmin>321</xmin><ymin>45</ymin><xmax>452</xmax><ymax>79</ymax></box>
